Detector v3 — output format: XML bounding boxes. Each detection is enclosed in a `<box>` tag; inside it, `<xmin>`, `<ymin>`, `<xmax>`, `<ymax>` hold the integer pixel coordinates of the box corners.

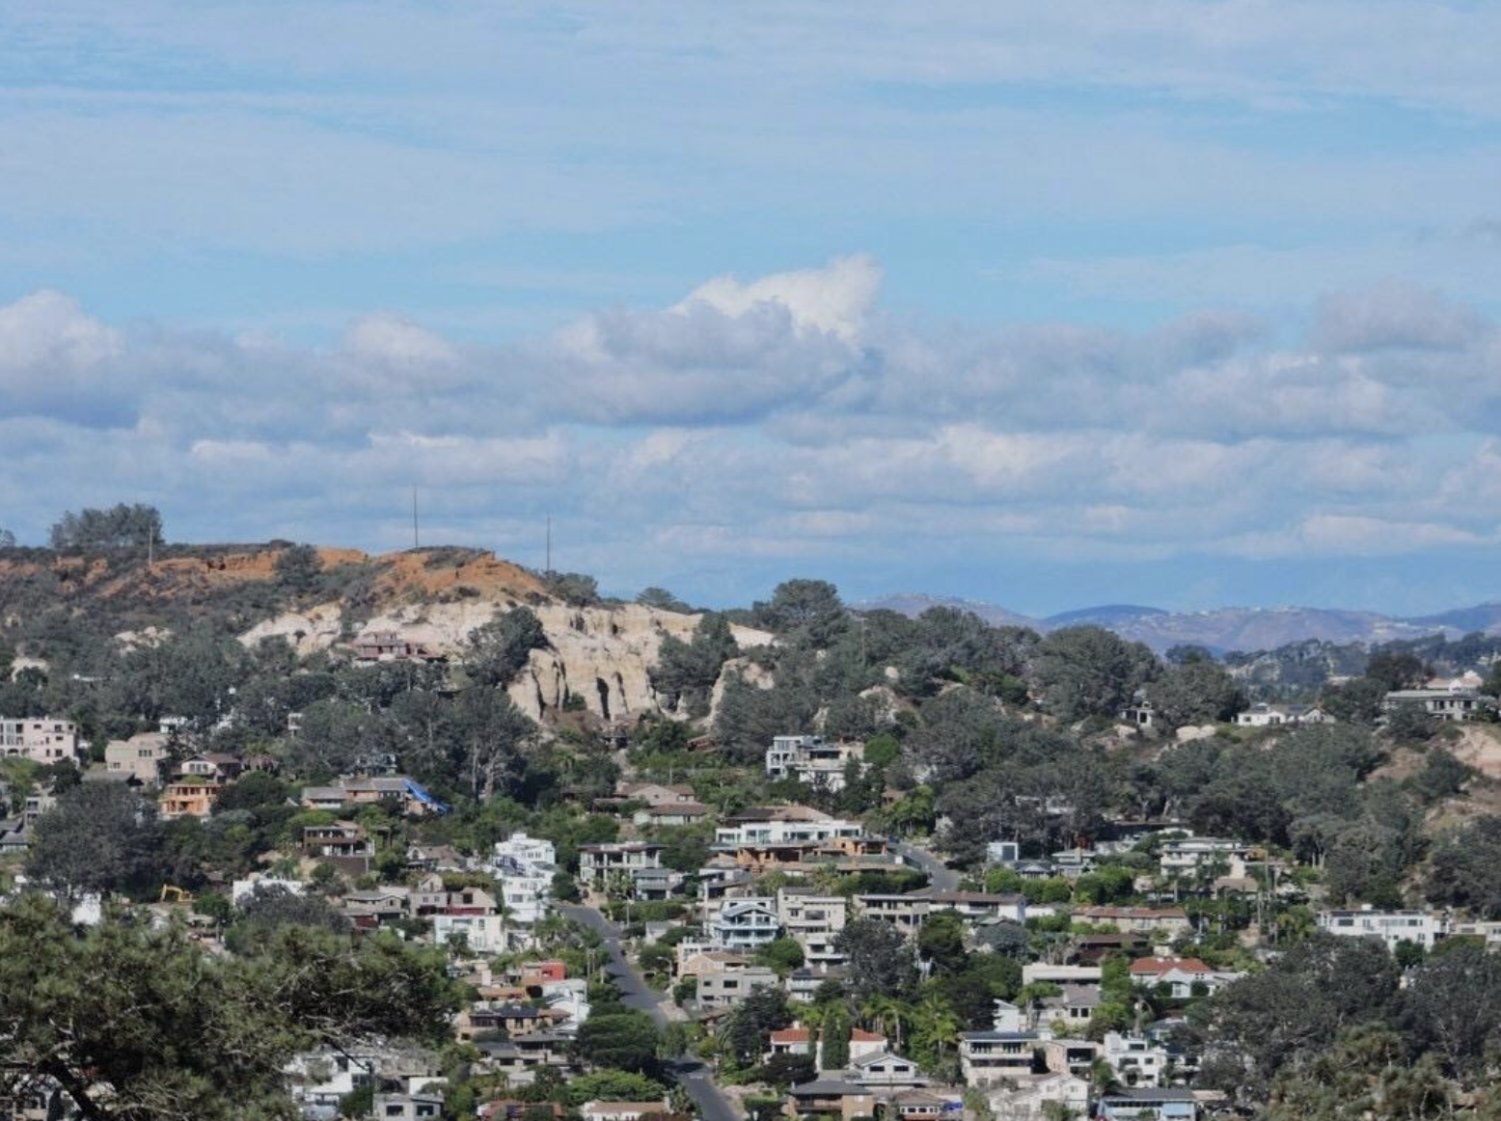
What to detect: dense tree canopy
<box><xmin>0</xmin><ymin>895</ymin><xmax>458</xmax><ymax>1120</ymax></box>
<box><xmin>49</xmin><ymin>504</ymin><xmax>165</xmax><ymax>551</ymax></box>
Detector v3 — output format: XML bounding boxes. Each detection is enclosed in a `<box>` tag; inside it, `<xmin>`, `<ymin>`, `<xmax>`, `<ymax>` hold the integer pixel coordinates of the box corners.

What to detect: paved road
<box><xmin>891</xmin><ymin>838</ymin><xmax>961</xmax><ymax>891</ymax></box>
<box><xmin>557</xmin><ymin>904</ymin><xmax>740</xmax><ymax>1121</ymax></box>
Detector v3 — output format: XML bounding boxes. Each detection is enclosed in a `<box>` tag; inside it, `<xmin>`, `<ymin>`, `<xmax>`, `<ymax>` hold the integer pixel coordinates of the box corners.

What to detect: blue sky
<box><xmin>3</xmin><ymin>1</ymin><xmax>1501</xmax><ymax>616</ymax></box>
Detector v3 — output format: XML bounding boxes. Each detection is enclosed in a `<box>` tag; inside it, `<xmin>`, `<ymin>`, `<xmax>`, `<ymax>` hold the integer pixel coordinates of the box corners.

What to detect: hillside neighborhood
<box><xmin>3</xmin><ymin>534</ymin><xmax>1501</xmax><ymax>1120</ymax></box>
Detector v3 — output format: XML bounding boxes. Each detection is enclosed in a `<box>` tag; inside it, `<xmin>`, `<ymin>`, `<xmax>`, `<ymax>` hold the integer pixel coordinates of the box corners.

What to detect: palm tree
<box><xmin>860</xmin><ymin>995</ymin><xmax>910</xmax><ymax>1050</ymax></box>
<box><xmin>910</xmin><ymin>995</ymin><xmax>960</xmax><ymax>1070</ymax></box>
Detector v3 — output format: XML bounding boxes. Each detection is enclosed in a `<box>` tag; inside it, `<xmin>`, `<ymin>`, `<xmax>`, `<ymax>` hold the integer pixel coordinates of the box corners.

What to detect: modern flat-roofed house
<box><xmin>1318</xmin><ymin>908</ymin><xmax>1449</xmax><ymax>952</ymax></box>
<box><xmin>1158</xmin><ymin>838</ymin><xmax>1253</xmax><ymax>876</ymax></box>
<box><xmin>696</xmin><ymin>964</ymin><xmax>779</xmax><ymax>1010</ymax></box>
<box><xmin>1384</xmin><ymin>687</ymin><xmax>1490</xmax><ymax>722</ymax></box>
<box><xmin>579</xmin><ymin>1101</ymin><xmax>672</xmax><ymax>1121</ymax></box>
<box><xmin>577</xmin><ymin>842</ymin><xmax>663</xmax><ymax>888</ymax></box>
<box><xmin>766</xmin><ymin>735</ymin><xmax>867</xmax><ymax>792</ymax></box>
<box><xmin>1097</xmin><ymin>1087</ymin><xmax>1199</xmax><ymax>1119</ymax></box>
<box><xmin>959</xmin><ymin>1032</ymin><xmax>1039</xmax><ymax>1086</ymax></box>
<box><xmin>1235</xmin><ymin>703</ymin><xmax>1333</xmax><ymax>727</ymax></box>
<box><xmin>0</xmin><ymin>718</ymin><xmax>82</xmax><ymax>764</ymax></box>
<box><xmin>715</xmin><ymin>805</ymin><xmax>864</xmax><ymax>846</ymax></box>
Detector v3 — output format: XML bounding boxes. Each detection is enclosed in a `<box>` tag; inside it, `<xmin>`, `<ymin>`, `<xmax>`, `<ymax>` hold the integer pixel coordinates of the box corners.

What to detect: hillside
<box><xmin>0</xmin><ymin>544</ymin><xmax>771</xmax><ymax>724</ymax></box>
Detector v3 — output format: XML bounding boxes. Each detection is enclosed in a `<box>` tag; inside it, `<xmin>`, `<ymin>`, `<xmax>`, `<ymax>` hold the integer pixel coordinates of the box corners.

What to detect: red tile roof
<box><xmin>1129</xmin><ymin>956</ymin><xmax>1211</xmax><ymax>976</ymax></box>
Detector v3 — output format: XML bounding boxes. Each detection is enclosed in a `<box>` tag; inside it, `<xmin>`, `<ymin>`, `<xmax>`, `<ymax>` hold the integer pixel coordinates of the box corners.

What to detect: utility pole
<box><xmin>412</xmin><ymin>487</ymin><xmax>419</xmax><ymax>548</ymax></box>
<box><xmin>545</xmin><ymin>515</ymin><xmax>552</xmax><ymax>576</ymax></box>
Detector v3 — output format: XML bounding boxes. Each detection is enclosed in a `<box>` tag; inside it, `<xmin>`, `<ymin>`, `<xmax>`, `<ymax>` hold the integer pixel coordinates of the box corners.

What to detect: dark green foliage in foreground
<box><xmin>0</xmin><ymin>894</ymin><xmax>459</xmax><ymax>1120</ymax></box>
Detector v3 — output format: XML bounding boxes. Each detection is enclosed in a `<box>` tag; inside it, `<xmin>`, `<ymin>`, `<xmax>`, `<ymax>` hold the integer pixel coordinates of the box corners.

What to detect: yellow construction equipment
<box><xmin>159</xmin><ymin>885</ymin><xmax>194</xmax><ymax>905</ymax></box>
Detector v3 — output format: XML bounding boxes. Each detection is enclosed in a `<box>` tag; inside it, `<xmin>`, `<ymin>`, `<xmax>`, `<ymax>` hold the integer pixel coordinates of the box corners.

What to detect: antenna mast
<box><xmin>545</xmin><ymin>515</ymin><xmax>552</xmax><ymax>575</ymax></box>
<box><xmin>412</xmin><ymin>487</ymin><xmax>419</xmax><ymax>549</ymax></box>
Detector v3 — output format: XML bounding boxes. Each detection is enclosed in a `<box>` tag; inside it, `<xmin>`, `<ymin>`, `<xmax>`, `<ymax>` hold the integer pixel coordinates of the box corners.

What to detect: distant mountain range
<box><xmin>855</xmin><ymin>593</ymin><xmax>1501</xmax><ymax>654</ymax></box>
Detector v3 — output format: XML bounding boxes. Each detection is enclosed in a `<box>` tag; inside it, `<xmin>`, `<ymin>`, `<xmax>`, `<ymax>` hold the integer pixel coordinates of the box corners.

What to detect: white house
<box><xmin>1235</xmin><ymin>703</ymin><xmax>1333</xmax><ymax>727</ymax></box>
<box><xmin>1318</xmin><ymin>908</ymin><xmax>1449</xmax><ymax>952</ymax></box>
<box><xmin>432</xmin><ymin>913</ymin><xmax>510</xmax><ymax>955</ymax></box>
<box><xmin>960</xmin><ymin>1031</ymin><xmax>1041</xmax><ymax>1087</ymax></box>
<box><xmin>1129</xmin><ymin>957</ymin><xmax>1241</xmax><ymax>998</ymax></box>
<box><xmin>1158</xmin><ymin>837</ymin><xmax>1253</xmax><ymax>876</ymax></box>
<box><xmin>1102</xmin><ymin>1032</ymin><xmax>1171</xmax><ymax>1089</ymax></box>
<box><xmin>766</xmin><ymin>735</ymin><xmax>867</xmax><ymax>792</ymax></box>
<box><xmin>715</xmin><ymin>808</ymin><xmax>865</xmax><ymax>847</ymax></box>
<box><xmin>577</xmin><ymin>843</ymin><xmax>663</xmax><ymax>888</ymax></box>
<box><xmin>495</xmin><ymin>832</ymin><xmax>557</xmax><ymax>869</ymax></box>
<box><xmin>989</xmin><ymin>1072</ymin><xmax>1090</xmax><ymax>1121</ymax></box>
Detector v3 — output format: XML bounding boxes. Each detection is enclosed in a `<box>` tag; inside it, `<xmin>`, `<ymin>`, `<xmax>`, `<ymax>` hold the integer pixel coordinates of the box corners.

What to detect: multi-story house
<box><xmin>709</xmin><ymin>898</ymin><xmax>781</xmax><ymax>951</ymax></box>
<box><xmin>104</xmin><ymin>732</ymin><xmax>170</xmax><ymax>787</ymax></box>
<box><xmin>777</xmin><ymin>887</ymin><xmax>848</xmax><ymax>967</ymax></box>
<box><xmin>433</xmin><ymin>913</ymin><xmax>510</xmax><ymax>955</ymax></box>
<box><xmin>715</xmin><ymin>806</ymin><xmax>865</xmax><ymax>847</ymax></box>
<box><xmin>1157</xmin><ymin>838</ymin><xmax>1253</xmax><ymax>877</ymax></box>
<box><xmin>1101</xmin><ymin>1032</ymin><xmax>1171</xmax><ymax>1088</ymax></box>
<box><xmin>494</xmin><ymin>832</ymin><xmax>557</xmax><ymax>869</ymax></box>
<box><xmin>300</xmin><ymin>822</ymin><xmax>375</xmax><ymax>873</ymax></box>
<box><xmin>577</xmin><ymin>843</ymin><xmax>663</xmax><ymax>889</ymax></box>
<box><xmin>855</xmin><ymin>894</ymin><xmax>931</xmax><ymax>938</ymax></box>
<box><xmin>696</xmin><ymin>964</ymin><xmax>780</xmax><ymax>1009</ymax></box>
<box><xmin>765</xmin><ymin>735</ymin><xmax>867</xmax><ymax>792</ymax></box>
<box><xmin>959</xmin><ymin>1032</ymin><xmax>1040</xmax><ymax>1086</ymax></box>
<box><xmin>158</xmin><ymin>779</ymin><xmax>220</xmax><ymax>819</ymax></box>
<box><xmin>0</xmin><ymin>718</ymin><xmax>82</xmax><ymax>764</ymax></box>
<box><xmin>1317</xmin><ymin>908</ymin><xmax>1449</xmax><ymax>952</ymax></box>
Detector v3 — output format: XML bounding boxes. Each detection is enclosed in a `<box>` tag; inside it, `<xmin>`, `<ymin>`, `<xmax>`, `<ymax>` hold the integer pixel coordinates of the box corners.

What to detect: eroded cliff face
<box><xmin>240</xmin><ymin>597</ymin><xmax>773</xmax><ymax>722</ymax></box>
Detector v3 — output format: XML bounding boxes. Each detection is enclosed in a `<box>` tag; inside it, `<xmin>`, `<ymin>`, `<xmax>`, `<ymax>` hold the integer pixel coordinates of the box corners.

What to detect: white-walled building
<box><xmin>495</xmin><ymin>832</ymin><xmax>556</xmax><ymax>869</ymax></box>
<box><xmin>765</xmin><ymin>735</ymin><xmax>867</xmax><ymax>792</ymax></box>
<box><xmin>1318</xmin><ymin>908</ymin><xmax>1449</xmax><ymax>952</ymax></box>
<box><xmin>715</xmin><ymin>808</ymin><xmax>864</xmax><ymax>847</ymax></box>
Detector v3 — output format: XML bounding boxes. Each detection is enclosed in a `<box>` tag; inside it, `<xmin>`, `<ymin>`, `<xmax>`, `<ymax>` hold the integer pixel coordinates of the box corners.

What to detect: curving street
<box><xmin>557</xmin><ymin>903</ymin><xmax>741</xmax><ymax>1121</ymax></box>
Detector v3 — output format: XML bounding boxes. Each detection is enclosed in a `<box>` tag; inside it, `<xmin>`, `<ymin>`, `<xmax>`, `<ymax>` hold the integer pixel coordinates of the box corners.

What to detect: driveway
<box><xmin>891</xmin><ymin>838</ymin><xmax>961</xmax><ymax>891</ymax></box>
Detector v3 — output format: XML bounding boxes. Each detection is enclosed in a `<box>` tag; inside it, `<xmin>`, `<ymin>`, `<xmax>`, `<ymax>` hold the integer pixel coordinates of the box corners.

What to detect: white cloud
<box><xmin>0</xmin><ymin>290</ymin><xmax>119</xmax><ymax>386</ymax></box>
<box><xmin>677</xmin><ymin>255</ymin><xmax>882</xmax><ymax>340</ymax></box>
<box><xmin>4</xmin><ymin>263</ymin><xmax>1501</xmax><ymax>579</ymax></box>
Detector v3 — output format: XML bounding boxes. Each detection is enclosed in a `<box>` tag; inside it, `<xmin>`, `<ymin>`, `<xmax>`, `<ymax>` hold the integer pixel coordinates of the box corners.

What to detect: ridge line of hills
<box><xmin>857</xmin><ymin>593</ymin><xmax>1501</xmax><ymax>654</ymax></box>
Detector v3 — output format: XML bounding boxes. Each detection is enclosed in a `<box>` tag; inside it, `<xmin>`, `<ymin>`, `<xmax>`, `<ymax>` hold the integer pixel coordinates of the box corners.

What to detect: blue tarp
<box><xmin>404</xmin><ymin>778</ymin><xmax>451</xmax><ymax>815</ymax></box>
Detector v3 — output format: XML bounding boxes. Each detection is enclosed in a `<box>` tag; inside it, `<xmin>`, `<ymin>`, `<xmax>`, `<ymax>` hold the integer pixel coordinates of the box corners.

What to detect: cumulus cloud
<box><xmin>4</xmin><ymin>262</ymin><xmax>1501</xmax><ymax>591</ymax></box>
<box><xmin>677</xmin><ymin>255</ymin><xmax>882</xmax><ymax>340</ymax></box>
